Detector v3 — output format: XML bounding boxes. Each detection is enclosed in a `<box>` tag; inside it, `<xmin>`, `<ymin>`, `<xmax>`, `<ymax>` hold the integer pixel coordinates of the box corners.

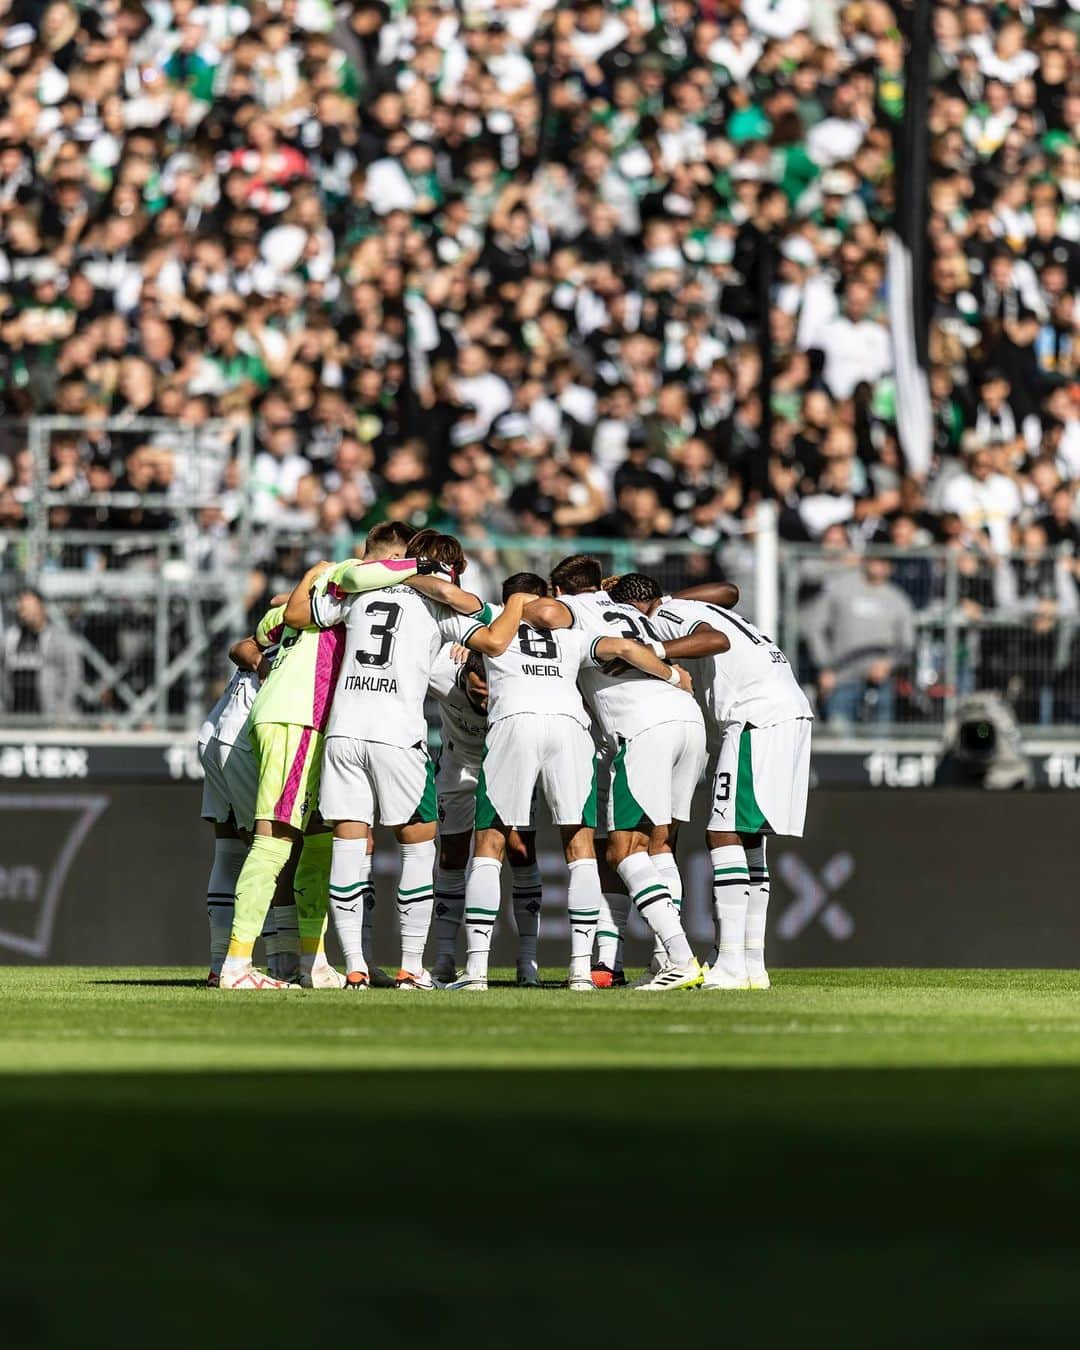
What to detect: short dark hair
<box><xmin>550</xmin><ymin>554</ymin><xmax>602</xmax><ymax>595</ymax></box>
<box><xmin>502</xmin><ymin>571</ymin><xmax>547</xmax><ymax>601</ymax></box>
<box><xmin>610</xmin><ymin>572</ymin><xmax>662</xmax><ymax>605</ymax></box>
<box><xmin>365</xmin><ymin>520</ymin><xmax>414</xmax><ymax>554</ymax></box>
<box><xmin>407</xmin><ymin>529</ymin><xmax>467</xmax><ymax>576</ymax></box>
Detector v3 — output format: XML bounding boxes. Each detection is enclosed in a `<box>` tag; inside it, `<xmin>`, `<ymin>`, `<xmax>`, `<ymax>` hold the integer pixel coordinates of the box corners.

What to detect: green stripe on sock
<box><xmin>713</xmin><ymin>867</ymin><xmax>750</xmax><ymax>877</ymax></box>
<box><xmin>632</xmin><ymin>883</ymin><xmax>666</xmax><ymax>902</ymax></box>
<box><xmin>398</xmin><ymin>883</ymin><xmax>433</xmax><ymax>897</ymax></box>
<box><xmin>597</xmin><ymin>930</ymin><xmax>619</xmax><ymax>939</ymax></box>
<box><xmin>465</xmin><ymin>907</ymin><xmax>499</xmax><ymax>916</ymax></box>
<box><xmin>329</xmin><ymin>882</ymin><xmax>365</xmax><ymax>895</ymax></box>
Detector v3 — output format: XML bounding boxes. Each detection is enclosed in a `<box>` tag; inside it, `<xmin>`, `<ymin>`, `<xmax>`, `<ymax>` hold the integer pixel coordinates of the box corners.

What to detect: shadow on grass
<box><xmin>90</xmin><ymin>978</ymin><xmax>207</xmax><ymax>989</ymax></box>
<box><xmin>3</xmin><ymin>1067</ymin><xmax>1080</xmax><ymax>1345</ymax></box>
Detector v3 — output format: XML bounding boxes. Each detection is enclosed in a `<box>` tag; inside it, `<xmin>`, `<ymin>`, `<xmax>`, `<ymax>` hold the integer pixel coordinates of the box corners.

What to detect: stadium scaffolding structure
<box><xmin>2</xmin><ymin>417</ymin><xmax>1079</xmax><ymax>740</ymax></box>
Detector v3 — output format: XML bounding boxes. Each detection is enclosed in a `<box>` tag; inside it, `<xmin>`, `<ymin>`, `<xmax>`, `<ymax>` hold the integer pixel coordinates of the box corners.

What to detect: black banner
<box><xmin>1</xmin><ymin>783</ymin><xmax>1077</xmax><ymax>969</ymax></box>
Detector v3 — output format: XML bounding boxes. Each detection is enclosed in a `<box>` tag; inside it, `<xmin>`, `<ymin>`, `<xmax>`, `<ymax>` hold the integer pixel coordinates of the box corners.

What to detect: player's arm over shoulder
<box><xmin>675</xmin><ymin>581</ymin><xmax>739</xmax><ymax>608</ymax></box>
<box><xmin>591</xmin><ymin>634</ymin><xmax>693</xmax><ymax>693</ymax></box>
<box><xmin>656</xmin><ymin>609</ymin><xmax>730</xmax><ymax>660</ymax></box>
<box><xmin>456</xmin><ymin>591</ymin><xmax>531</xmax><ymax>656</ymax></box>
<box><xmin>521</xmin><ymin>596</ymin><xmax>573</xmax><ymax>630</ymax></box>
<box><xmin>407</xmin><ymin>573</ymin><xmax>485</xmax><ymax>614</ymax></box>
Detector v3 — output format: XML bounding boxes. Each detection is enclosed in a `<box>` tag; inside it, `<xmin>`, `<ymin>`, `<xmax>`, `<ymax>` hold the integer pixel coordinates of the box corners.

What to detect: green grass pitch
<box><xmin>5</xmin><ymin>967</ymin><xmax>1080</xmax><ymax>1346</ymax></box>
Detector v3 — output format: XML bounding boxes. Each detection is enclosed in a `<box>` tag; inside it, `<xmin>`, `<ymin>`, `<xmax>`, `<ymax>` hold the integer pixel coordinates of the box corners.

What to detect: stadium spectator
<box><xmin>805</xmin><ymin>556</ymin><xmax>917</xmax><ymax>726</ymax></box>
<box><xmin>0</xmin><ymin>0</ymin><xmax>1079</xmax><ymax>728</ymax></box>
<box><xmin>0</xmin><ymin>586</ymin><xmax>81</xmax><ymax>719</ymax></box>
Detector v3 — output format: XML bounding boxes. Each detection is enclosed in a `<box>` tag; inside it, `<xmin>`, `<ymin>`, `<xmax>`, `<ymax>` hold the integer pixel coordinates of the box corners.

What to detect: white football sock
<box><xmin>651</xmin><ymin>853</ymin><xmax>683</xmax><ymax>967</ymax></box>
<box><xmin>434</xmin><ymin>866</ymin><xmax>467</xmax><ymax>960</ymax></box>
<box><xmin>566</xmin><ymin>858</ymin><xmax>601</xmax><ymax>978</ymax></box>
<box><xmin>711</xmin><ymin>844</ymin><xmax>750</xmax><ymax>979</ymax></box>
<box><xmin>464</xmin><ymin>855</ymin><xmax>501</xmax><ymax>979</ymax></box>
<box><xmin>398</xmin><ymin>839</ymin><xmax>436</xmax><ymax>974</ymax></box>
<box><xmin>616</xmin><ymin>852</ymin><xmax>692</xmax><ymax>966</ymax></box>
<box><xmin>745</xmin><ymin>840</ymin><xmax>770</xmax><ymax>980</ymax></box>
<box><xmin>330</xmin><ymin>837</ymin><xmax>370</xmax><ymax>975</ymax></box>
<box><xmin>596</xmin><ymin>891</ymin><xmax>629</xmax><ymax>972</ymax></box>
<box><xmin>206</xmin><ymin>837</ymin><xmax>246</xmax><ymax>976</ymax></box>
<box><xmin>511</xmin><ymin>861</ymin><xmax>542</xmax><ymax>978</ymax></box>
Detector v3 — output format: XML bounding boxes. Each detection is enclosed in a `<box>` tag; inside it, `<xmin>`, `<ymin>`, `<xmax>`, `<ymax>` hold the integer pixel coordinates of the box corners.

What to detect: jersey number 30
<box><xmin>356</xmin><ymin>601</ymin><xmax>402</xmax><ymax>668</ymax></box>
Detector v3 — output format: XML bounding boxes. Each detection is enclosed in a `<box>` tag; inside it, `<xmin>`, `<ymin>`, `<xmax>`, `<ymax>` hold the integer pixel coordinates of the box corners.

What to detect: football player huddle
<box><xmin>196</xmin><ymin>523</ymin><xmax>813</xmax><ymax>993</ymax></box>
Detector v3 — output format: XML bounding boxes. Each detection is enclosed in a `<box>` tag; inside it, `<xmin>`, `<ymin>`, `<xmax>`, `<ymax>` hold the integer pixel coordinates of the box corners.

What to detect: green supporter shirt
<box><xmin>249</xmin><ymin>558</ymin><xmax>420</xmax><ymax>731</ymax></box>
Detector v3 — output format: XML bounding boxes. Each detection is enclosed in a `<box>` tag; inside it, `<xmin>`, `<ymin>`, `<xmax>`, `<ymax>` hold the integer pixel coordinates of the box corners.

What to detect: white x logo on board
<box><xmin>775</xmin><ymin>852</ymin><xmax>855</xmax><ymax>941</ymax></box>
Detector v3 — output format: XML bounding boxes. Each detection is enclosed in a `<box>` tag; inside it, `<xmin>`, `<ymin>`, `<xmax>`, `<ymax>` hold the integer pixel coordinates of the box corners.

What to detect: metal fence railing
<box><xmin>782</xmin><ymin>544</ymin><xmax>1080</xmax><ymax>735</ymax></box>
<box><xmin>1</xmin><ymin>412</ymin><xmax>1078</xmax><ymax>739</ymax></box>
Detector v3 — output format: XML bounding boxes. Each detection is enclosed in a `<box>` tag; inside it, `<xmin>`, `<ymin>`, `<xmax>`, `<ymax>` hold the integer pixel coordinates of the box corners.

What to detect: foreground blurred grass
<box><xmin>4</xmin><ymin>968</ymin><xmax>1080</xmax><ymax>1347</ymax></box>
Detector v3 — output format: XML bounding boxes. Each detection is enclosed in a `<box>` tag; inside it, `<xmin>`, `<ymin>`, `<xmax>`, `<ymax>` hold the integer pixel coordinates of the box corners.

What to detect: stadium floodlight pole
<box><xmin>887</xmin><ymin>0</ymin><xmax>933</xmax><ymax>478</ymax></box>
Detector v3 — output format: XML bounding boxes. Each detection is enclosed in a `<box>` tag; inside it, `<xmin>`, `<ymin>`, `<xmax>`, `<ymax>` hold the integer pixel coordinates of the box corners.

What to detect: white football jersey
<box><xmin>315</xmin><ymin>585</ymin><xmax>488</xmax><ymax>746</ymax></box>
<box><xmin>429</xmin><ymin>643</ymin><xmax>488</xmax><ymax>767</ymax></box>
<box><xmin>198</xmin><ymin>668</ymin><xmax>259</xmax><ymax>751</ymax></box>
<box><xmin>482</xmin><ymin>603</ymin><xmax>596</xmax><ymax>729</ymax></box>
<box><xmin>647</xmin><ymin>597</ymin><xmax>812</xmax><ymax>729</ymax></box>
<box><xmin>558</xmin><ymin>591</ymin><xmax>704</xmax><ymax>741</ymax></box>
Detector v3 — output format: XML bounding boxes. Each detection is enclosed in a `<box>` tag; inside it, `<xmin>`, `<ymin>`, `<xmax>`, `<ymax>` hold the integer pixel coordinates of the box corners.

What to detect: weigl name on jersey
<box><xmin>521</xmin><ymin>663</ymin><xmax>561</xmax><ymax>676</ymax></box>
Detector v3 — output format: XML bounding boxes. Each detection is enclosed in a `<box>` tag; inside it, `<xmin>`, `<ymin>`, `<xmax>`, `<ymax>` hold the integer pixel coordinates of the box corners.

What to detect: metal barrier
<box><xmin>782</xmin><ymin>544</ymin><xmax>1080</xmax><ymax>734</ymax></box>
<box><xmin>1</xmin><ymin>413</ymin><xmax>1075</xmax><ymax>738</ymax></box>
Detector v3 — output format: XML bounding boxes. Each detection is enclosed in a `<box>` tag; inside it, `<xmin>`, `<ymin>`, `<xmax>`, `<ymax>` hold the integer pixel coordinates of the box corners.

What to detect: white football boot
<box><xmin>633</xmin><ymin>959</ymin><xmax>704</xmax><ymax>992</ymax></box>
<box><xmin>444</xmin><ymin>973</ymin><xmax>489</xmax><ymax>991</ymax></box>
<box><xmin>219</xmin><ymin>965</ymin><xmax>299</xmax><ymax>991</ymax></box>
<box><xmin>702</xmin><ymin>947</ymin><xmax>751</xmax><ymax>991</ymax></box>
<box><xmin>395</xmin><ymin>968</ymin><xmax>440</xmax><ymax>991</ymax></box>
<box><xmin>298</xmin><ymin>954</ymin><xmax>347</xmax><ymax>989</ymax></box>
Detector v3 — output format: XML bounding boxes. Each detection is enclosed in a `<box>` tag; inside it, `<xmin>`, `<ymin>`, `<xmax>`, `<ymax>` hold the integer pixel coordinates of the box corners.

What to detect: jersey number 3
<box><xmin>356</xmin><ymin>601</ymin><xmax>403</xmax><ymax>668</ymax></box>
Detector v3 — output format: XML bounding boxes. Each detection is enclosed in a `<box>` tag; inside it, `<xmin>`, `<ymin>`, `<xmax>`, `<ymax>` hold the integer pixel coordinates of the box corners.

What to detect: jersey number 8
<box><xmin>517</xmin><ymin>625</ymin><xmax>559</xmax><ymax>660</ymax></box>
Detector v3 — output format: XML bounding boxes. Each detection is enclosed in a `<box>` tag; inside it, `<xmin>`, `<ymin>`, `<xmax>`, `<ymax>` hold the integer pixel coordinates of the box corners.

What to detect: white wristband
<box><xmin>667</xmin><ymin>668</ymin><xmax>681</xmax><ymax>685</ymax></box>
<box><xmin>649</xmin><ymin>640</ymin><xmax>667</xmax><ymax>658</ymax></box>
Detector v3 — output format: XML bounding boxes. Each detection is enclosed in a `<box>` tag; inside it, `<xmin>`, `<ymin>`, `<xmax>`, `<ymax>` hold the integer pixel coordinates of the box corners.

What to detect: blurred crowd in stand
<box><xmin>1</xmin><ymin>0</ymin><xmax>1080</xmax><ymax>726</ymax></box>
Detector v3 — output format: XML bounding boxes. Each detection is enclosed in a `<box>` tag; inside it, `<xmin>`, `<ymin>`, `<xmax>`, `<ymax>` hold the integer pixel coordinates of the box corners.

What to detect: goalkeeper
<box><xmin>219</xmin><ymin>529</ymin><xmax>436</xmax><ymax>990</ymax></box>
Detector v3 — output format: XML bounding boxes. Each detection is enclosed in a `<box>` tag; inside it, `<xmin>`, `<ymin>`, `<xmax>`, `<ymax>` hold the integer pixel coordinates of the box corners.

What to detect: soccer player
<box><xmin>217</xmin><ymin>542</ymin><xmax>426</xmax><ymax>990</ymax></box>
<box><xmin>447</xmin><ymin>571</ymin><xmax>694</xmax><ymax>992</ymax></box>
<box><xmin>428</xmin><ymin>646</ymin><xmax>543</xmax><ymax>987</ymax></box>
<box><xmin>523</xmin><ymin>555</ymin><xmax>712</xmax><ymax>991</ymax></box>
<box><xmin>294</xmin><ymin>531</ymin><xmax>531</xmax><ymax>990</ymax></box>
<box><xmin>610</xmin><ymin>572</ymin><xmax>813</xmax><ymax>990</ymax></box>
<box><xmin>197</xmin><ymin>639</ymin><xmax>263</xmax><ymax>986</ymax></box>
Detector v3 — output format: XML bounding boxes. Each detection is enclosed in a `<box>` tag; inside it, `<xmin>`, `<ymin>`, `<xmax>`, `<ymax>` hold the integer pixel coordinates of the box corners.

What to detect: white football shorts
<box><xmin>320</xmin><ymin>737</ymin><xmax>437</xmax><ymax>827</ymax></box>
<box><xmin>709</xmin><ymin>717</ymin><xmax>813</xmax><ymax>837</ymax></box>
<box><xmin>477</xmin><ymin>714</ymin><xmax>597</xmax><ymax>829</ymax></box>
<box><xmin>199</xmin><ymin>735</ymin><xmax>258</xmax><ymax>833</ymax></box>
<box><xmin>435</xmin><ymin>746</ymin><xmax>481</xmax><ymax>835</ymax></box>
<box><xmin>608</xmin><ymin>719</ymin><xmax>707</xmax><ymax>832</ymax></box>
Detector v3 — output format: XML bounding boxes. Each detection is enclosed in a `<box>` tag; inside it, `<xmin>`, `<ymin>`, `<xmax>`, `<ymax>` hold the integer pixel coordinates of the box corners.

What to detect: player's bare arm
<box><xmin>463</xmin><ymin>591</ymin><xmax>531</xmax><ymax>656</ymax></box>
<box><xmin>405</xmin><ymin>573</ymin><xmax>484</xmax><ymax>613</ymax></box>
<box><xmin>660</xmin><ymin>624</ymin><xmax>731</xmax><ymax>661</ymax></box>
<box><xmin>283</xmin><ymin>560</ymin><xmax>333</xmax><ymax>629</ymax></box>
<box><xmin>675</xmin><ymin>581</ymin><xmax>740</xmax><ymax>608</ymax></box>
<box><xmin>228</xmin><ymin>636</ymin><xmax>264</xmax><ymax>672</ymax></box>
<box><xmin>594</xmin><ymin>636</ymin><xmax>694</xmax><ymax>694</ymax></box>
<box><xmin>521</xmin><ymin>596</ymin><xmax>573</xmax><ymax>630</ymax></box>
